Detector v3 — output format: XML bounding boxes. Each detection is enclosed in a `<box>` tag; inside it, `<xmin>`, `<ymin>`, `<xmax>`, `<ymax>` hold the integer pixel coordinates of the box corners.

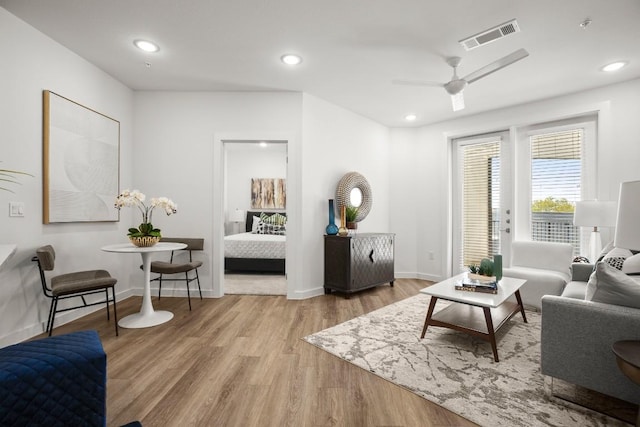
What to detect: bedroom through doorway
<box><xmin>222</xmin><ymin>140</ymin><xmax>288</xmax><ymax>295</ymax></box>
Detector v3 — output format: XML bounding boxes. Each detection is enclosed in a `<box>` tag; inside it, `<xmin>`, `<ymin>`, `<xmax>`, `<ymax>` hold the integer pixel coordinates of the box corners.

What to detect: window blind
<box><xmin>530</xmin><ymin>129</ymin><xmax>582</xmax><ymax>252</ymax></box>
<box><xmin>460</xmin><ymin>140</ymin><xmax>501</xmax><ymax>267</ymax></box>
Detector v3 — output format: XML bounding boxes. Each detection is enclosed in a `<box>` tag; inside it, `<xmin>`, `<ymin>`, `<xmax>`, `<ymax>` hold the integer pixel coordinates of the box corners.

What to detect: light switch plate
<box><xmin>9</xmin><ymin>202</ymin><xmax>24</xmax><ymax>217</ymax></box>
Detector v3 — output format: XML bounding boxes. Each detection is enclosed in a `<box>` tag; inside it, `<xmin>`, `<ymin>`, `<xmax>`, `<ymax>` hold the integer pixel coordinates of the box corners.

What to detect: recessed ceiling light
<box><xmin>134</xmin><ymin>39</ymin><xmax>160</xmax><ymax>53</ymax></box>
<box><xmin>405</xmin><ymin>114</ymin><xmax>417</xmax><ymax>121</ymax></box>
<box><xmin>281</xmin><ymin>54</ymin><xmax>302</xmax><ymax>66</ymax></box>
<box><xmin>601</xmin><ymin>61</ymin><xmax>627</xmax><ymax>72</ymax></box>
<box><xmin>259</xmin><ymin>141</ymin><xmax>268</xmax><ymax>148</ymax></box>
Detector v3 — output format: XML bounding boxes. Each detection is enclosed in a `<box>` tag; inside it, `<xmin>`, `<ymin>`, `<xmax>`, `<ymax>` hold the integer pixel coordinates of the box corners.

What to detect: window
<box><xmin>526</xmin><ymin>117</ymin><xmax>596</xmax><ymax>256</ymax></box>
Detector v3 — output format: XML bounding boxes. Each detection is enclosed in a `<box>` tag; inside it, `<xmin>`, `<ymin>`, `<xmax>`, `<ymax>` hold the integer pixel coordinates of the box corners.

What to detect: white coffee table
<box><xmin>419</xmin><ymin>274</ymin><xmax>528</xmax><ymax>362</ymax></box>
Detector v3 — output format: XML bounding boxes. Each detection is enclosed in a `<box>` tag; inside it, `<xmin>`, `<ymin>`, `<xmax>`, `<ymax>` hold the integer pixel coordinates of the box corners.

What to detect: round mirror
<box><xmin>335</xmin><ymin>172</ymin><xmax>372</xmax><ymax>222</ymax></box>
<box><xmin>350</xmin><ymin>188</ymin><xmax>362</xmax><ymax>207</ymax></box>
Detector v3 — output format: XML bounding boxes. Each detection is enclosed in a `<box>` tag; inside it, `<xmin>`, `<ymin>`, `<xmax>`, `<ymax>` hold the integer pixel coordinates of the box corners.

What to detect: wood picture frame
<box><xmin>43</xmin><ymin>90</ymin><xmax>120</xmax><ymax>223</ymax></box>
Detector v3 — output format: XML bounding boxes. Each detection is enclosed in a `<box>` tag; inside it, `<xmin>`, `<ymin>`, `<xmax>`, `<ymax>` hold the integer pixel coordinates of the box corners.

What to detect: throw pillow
<box><xmin>585</xmin><ymin>262</ymin><xmax>640</xmax><ymax>309</ymax></box>
<box><xmin>622</xmin><ymin>253</ymin><xmax>640</xmax><ymax>275</ymax></box>
<box><xmin>602</xmin><ymin>247</ymin><xmax>634</xmax><ymax>260</ymax></box>
<box><xmin>256</xmin><ymin>221</ymin><xmax>286</xmax><ymax>235</ymax></box>
<box><xmin>251</xmin><ymin>216</ymin><xmax>262</xmax><ymax>233</ymax></box>
<box><xmin>601</xmin><ymin>247</ymin><xmax>633</xmax><ymax>270</ymax></box>
<box><xmin>596</xmin><ymin>241</ymin><xmax>615</xmax><ymax>262</ymax></box>
<box><xmin>260</xmin><ymin>212</ymin><xmax>287</xmax><ymax>226</ymax></box>
<box><xmin>604</xmin><ymin>257</ymin><xmax>626</xmax><ymax>270</ymax></box>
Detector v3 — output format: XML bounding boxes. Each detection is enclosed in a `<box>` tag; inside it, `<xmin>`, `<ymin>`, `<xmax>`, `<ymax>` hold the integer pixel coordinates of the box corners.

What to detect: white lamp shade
<box><xmin>614</xmin><ymin>180</ymin><xmax>640</xmax><ymax>250</ymax></box>
<box><xmin>231</xmin><ymin>209</ymin><xmax>246</xmax><ymax>222</ymax></box>
<box><xmin>573</xmin><ymin>200</ymin><xmax>617</xmax><ymax>227</ymax></box>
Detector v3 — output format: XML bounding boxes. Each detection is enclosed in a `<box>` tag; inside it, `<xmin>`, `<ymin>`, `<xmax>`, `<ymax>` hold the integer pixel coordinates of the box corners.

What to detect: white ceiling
<box><xmin>2</xmin><ymin>0</ymin><xmax>639</xmax><ymax>127</ymax></box>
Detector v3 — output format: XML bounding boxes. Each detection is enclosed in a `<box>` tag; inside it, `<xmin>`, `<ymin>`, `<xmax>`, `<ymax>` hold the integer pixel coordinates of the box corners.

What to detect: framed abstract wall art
<box><xmin>43</xmin><ymin>90</ymin><xmax>120</xmax><ymax>223</ymax></box>
<box><xmin>251</xmin><ymin>178</ymin><xmax>286</xmax><ymax>209</ymax></box>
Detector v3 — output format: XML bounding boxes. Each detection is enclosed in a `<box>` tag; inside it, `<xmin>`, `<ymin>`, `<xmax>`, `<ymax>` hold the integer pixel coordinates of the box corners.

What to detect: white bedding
<box><xmin>224</xmin><ymin>232</ymin><xmax>286</xmax><ymax>259</ymax></box>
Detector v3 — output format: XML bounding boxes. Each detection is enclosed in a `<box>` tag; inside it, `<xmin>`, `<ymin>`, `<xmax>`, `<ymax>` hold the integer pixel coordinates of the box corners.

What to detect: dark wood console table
<box><xmin>324</xmin><ymin>233</ymin><xmax>394</xmax><ymax>298</ymax></box>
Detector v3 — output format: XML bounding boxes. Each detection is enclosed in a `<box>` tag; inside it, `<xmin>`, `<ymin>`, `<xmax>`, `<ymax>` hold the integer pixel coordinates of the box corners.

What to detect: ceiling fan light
<box><xmin>451</xmin><ymin>93</ymin><xmax>465</xmax><ymax>111</ymax></box>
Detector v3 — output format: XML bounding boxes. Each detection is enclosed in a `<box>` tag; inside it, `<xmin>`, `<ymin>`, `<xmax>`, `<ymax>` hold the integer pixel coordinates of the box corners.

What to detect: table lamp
<box><xmin>573</xmin><ymin>200</ymin><xmax>617</xmax><ymax>262</ymax></box>
<box><xmin>231</xmin><ymin>208</ymin><xmax>246</xmax><ymax>234</ymax></box>
<box><xmin>614</xmin><ymin>180</ymin><xmax>640</xmax><ymax>251</ymax></box>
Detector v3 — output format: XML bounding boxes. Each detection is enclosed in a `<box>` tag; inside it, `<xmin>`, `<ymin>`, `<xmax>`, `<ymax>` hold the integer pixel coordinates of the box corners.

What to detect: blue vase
<box><xmin>326</xmin><ymin>199</ymin><xmax>339</xmax><ymax>235</ymax></box>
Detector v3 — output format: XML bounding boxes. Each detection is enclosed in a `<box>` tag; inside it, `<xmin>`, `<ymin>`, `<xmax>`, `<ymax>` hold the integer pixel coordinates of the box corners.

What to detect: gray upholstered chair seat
<box><xmin>149</xmin><ymin>237</ymin><xmax>204</xmax><ymax>310</ymax></box>
<box><xmin>51</xmin><ymin>270</ymin><xmax>117</xmax><ymax>295</ymax></box>
<box><xmin>150</xmin><ymin>261</ymin><xmax>202</xmax><ymax>275</ymax></box>
<box><xmin>33</xmin><ymin>245</ymin><xmax>118</xmax><ymax>336</ymax></box>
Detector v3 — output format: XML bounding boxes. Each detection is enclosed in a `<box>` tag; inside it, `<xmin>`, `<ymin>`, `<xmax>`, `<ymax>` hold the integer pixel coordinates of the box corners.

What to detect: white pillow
<box><xmin>251</xmin><ymin>216</ymin><xmax>261</xmax><ymax>233</ymax></box>
<box><xmin>585</xmin><ymin>262</ymin><xmax>640</xmax><ymax>309</ymax></box>
<box><xmin>602</xmin><ymin>247</ymin><xmax>634</xmax><ymax>259</ymax></box>
<box><xmin>597</xmin><ymin>241</ymin><xmax>615</xmax><ymax>261</ymax></box>
<box><xmin>602</xmin><ymin>247</ymin><xmax>634</xmax><ymax>270</ymax></box>
<box><xmin>622</xmin><ymin>253</ymin><xmax>640</xmax><ymax>275</ymax></box>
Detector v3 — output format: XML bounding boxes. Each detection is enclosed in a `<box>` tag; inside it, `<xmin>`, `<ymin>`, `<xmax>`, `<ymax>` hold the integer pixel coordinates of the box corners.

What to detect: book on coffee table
<box><xmin>455</xmin><ymin>276</ymin><xmax>498</xmax><ymax>294</ymax></box>
<box><xmin>455</xmin><ymin>284</ymin><xmax>498</xmax><ymax>294</ymax></box>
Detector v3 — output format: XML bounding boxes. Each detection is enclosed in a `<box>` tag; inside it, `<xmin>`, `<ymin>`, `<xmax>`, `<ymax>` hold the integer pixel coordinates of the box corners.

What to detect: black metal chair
<box><xmin>32</xmin><ymin>245</ymin><xmax>118</xmax><ymax>336</ymax></box>
<box><xmin>150</xmin><ymin>237</ymin><xmax>204</xmax><ymax>310</ymax></box>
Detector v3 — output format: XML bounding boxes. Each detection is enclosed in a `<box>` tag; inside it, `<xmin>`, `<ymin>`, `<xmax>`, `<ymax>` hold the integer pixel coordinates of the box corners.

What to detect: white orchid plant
<box><xmin>114</xmin><ymin>189</ymin><xmax>177</xmax><ymax>237</ymax></box>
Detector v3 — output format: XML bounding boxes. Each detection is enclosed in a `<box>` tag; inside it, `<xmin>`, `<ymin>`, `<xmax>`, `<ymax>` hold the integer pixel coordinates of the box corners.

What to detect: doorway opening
<box><xmin>222</xmin><ymin>140</ymin><xmax>288</xmax><ymax>295</ymax></box>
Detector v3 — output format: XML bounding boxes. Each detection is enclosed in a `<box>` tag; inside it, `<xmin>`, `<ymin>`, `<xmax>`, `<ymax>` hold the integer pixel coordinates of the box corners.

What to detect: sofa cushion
<box><xmin>586</xmin><ymin>262</ymin><xmax>640</xmax><ymax>309</ymax></box>
<box><xmin>622</xmin><ymin>253</ymin><xmax>640</xmax><ymax>275</ymax></box>
<box><xmin>503</xmin><ymin>266</ymin><xmax>570</xmax><ymax>309</ymax></box>
<box><xmin>561</xmin><ymin>281</ymin><xmax>588</xmax><ymax>299</ymax></box>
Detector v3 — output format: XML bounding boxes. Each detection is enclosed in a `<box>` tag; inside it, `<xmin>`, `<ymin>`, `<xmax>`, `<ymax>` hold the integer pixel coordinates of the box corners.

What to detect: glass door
<box><xmin>452</xmin><ymin>132</ymin><xmax>511</xmax><ymax>274</ymax></box>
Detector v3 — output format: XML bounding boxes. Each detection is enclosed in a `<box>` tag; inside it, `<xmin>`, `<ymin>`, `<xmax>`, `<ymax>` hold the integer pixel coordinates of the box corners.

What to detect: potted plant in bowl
<box><xmin>345</xmin><ymin>206</ymin><xmax>358</xmax><ymax>229</ymax></box>
<box><xmin>468</xmin><ymin>258</ymin><xmax>496</xmax><ymax>281</ymax></box>
<box><xmin>114</xmin><ymin>189</ymin><xmax>177</xmax><ymax>247</ymax></box>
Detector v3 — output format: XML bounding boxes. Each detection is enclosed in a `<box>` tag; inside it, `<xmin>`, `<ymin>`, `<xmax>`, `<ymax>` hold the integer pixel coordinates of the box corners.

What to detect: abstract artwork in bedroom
<box><xmin>251</xmin><ymin>178</ymin><xmax>286</xmax><ymax>209</ymax></box>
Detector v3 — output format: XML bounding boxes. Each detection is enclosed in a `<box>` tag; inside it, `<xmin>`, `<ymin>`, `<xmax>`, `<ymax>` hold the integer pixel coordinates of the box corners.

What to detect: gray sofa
<box><xmin>541</xmin><ymin>263</ymin><xmax>640</xmax><ymax>404</ymax></box>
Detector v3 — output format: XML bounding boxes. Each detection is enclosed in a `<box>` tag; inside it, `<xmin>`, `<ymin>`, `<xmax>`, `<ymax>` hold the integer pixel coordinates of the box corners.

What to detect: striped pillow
<box><xmin>260</xmin><ymin>212</ymin><xmax>287</xmax><ymax>226</ymax></box>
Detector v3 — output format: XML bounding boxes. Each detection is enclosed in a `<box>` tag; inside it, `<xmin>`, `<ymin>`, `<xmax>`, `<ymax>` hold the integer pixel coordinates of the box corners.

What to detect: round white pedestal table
<box><xmin>101</xmin><ymin>242</ymin><xmax>187</xmax><ymax>328</ymax></box>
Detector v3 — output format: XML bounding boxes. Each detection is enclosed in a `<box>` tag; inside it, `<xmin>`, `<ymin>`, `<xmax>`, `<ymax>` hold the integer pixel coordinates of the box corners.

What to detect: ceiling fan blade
<box><xmin>392</xmin><ymin>79</ymin><xmax>444</xmax><ymax>87</ymax></box>
<box><xmin>462</xmin><ymin>48</ymin><xmax>529</xmax><ymax>84</ymax></box>
<box><xmin>451</xmin><ymin>92</ymin><xmax>465</xmax><ymax>111</ymax></box>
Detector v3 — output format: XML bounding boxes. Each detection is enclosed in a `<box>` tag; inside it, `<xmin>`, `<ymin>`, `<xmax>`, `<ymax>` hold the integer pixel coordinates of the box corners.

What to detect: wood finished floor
<box><xmin>43</xmin><ymin>279</ymin><xmax>477</xmax><ymax>427</ymax></box>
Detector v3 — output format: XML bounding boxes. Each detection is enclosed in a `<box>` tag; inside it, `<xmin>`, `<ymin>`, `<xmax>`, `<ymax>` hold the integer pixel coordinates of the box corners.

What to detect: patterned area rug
<box><xmin>303</xmin><ymin>294</ymin><xmax>628</xmax><ymax>427</ymax></box>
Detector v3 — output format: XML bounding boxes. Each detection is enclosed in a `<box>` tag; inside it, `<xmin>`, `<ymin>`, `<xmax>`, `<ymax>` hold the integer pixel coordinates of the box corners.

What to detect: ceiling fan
<box><xmin>393</xmin><ymin>48</ymin><xmax>529</xmax><ymax>111</ymax></box>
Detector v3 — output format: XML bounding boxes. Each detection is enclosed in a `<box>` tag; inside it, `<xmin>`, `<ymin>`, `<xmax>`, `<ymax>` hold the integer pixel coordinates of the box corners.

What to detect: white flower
<box><xmin>115</xmin><ymin>189</ymin><xmax>177</xmax><ymax>233</ymax></box>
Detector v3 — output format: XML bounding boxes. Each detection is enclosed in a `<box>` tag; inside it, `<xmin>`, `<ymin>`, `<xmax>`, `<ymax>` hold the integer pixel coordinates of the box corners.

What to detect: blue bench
<box><xmin>0</xmin><ymin>330</ymin><xmax>106</xmax><ymax>426</ymax></box>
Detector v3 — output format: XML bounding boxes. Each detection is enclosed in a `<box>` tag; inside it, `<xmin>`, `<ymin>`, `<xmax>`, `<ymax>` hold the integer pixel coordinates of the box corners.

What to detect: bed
<box><xmin>224</xmin><ymin>210</ymin><xmax>286</xmax><ymax>274</ymax></box>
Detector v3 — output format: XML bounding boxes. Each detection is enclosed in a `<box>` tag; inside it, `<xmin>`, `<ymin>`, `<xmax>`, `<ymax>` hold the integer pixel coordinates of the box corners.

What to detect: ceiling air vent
<box><xmin>459</xmin><ymin>19</ymin><xmax>520</xmax><ymax>51</ymax></box>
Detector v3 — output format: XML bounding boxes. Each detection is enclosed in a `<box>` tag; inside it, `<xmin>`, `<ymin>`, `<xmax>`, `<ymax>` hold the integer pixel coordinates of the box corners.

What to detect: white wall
<box><xmin>0</xmin><ymin>8</ymin><xmax>134</xmax><ymax>346</ymax></box>
<box><xmin>391</xmin><ymin>77</ymin><xmax>640</xmax><ymax>282</ymax></box>
<box><xmin>134</xmin><ymin>92</ymin><xmax>391</xmax><ymax>300</ymax></box>
<box><xmin>133</xmin><ymin>91</ymin><xmax>302</xmax><ymax>299</ymax></box>
<box><xmin>300</xmin><ymin>94</ymin><xmax>391</xmax><ymax>296</ymax></box>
